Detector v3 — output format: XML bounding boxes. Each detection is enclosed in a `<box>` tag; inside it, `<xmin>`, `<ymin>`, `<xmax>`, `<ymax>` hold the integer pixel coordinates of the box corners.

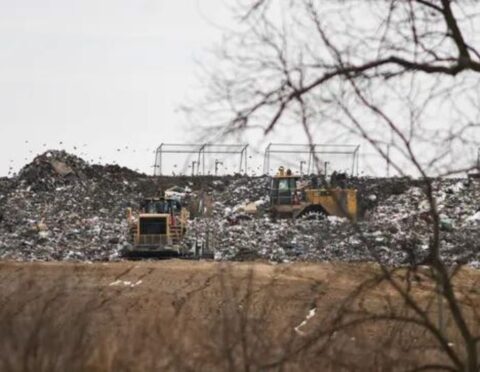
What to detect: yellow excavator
<box><xmin>269</xmin><ymin>167</ymin><xmax>357</xmax><ymax>220</ymax></box>
<box><xmin>123</xmin><ymin>197</ymin><xmax>189</xmax><ymax>258</ymax></box>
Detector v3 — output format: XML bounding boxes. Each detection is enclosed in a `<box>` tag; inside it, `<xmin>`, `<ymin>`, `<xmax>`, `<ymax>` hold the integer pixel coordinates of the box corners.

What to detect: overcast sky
<box><xmin>3</xmin><ymin>1</ymin><xmax>471</xmax><ymax>178</ymax></box>
<box><xmin>1</xmin><ymin>0</ymin><xmax>373</xmax><ymax>178</ymax></box>
<box><xmin>0</xmin><ymin>0</ymin><xmax>244</xmax><ymax>176</ymax></box>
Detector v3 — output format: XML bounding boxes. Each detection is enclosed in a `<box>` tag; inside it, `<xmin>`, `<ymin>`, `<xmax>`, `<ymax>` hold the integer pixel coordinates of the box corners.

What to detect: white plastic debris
<box><xmin>327</xmin><ymin>216</ymin><xmax>347</xmax><ymax>224</ymax></box>
<box><xmin>109</xmin><ymin>280</ymin><xmax>142</xmax><ymax>288</ymax></box>
<box><xmin>294</xmin><ymin>307</ymin><xmax>317</xmax><ymax>336</ymax></box>
<box><xmin>466</xmin><ymin>211</ymin><xmax>480</xmax><ymax>223</ymax></box>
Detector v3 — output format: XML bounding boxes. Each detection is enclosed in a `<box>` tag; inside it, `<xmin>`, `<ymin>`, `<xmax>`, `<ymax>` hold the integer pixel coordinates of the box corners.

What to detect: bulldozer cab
<box><xmin>141</xmin><ymin>198</ymin><xmax>181</xmax><ymax>215</ymax></box>
<box><xmin>270</xmin><ymin>175</ymin><xmax>300</xmax><ymax>205</ymax></box>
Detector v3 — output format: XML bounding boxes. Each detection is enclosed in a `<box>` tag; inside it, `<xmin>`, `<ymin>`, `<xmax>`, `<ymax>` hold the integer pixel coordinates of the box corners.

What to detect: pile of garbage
<box><xmin>369</xmin><ymin>179</ymin><xmax>480</xmax><ymax>265</ymax></box>
<box><xmin>186</xmin><ymin>178</ymin><xmax>480</xmax><ymax>266</ymax></box>
<box><xmin>0</xmin><ymin>151</ymin><xmax>154</xmax><ymax>261</ymax></box>
<box><xmin>0</xmin><ymin>150</ymin><xmax>479</xmax><ymax>266</ymax></box>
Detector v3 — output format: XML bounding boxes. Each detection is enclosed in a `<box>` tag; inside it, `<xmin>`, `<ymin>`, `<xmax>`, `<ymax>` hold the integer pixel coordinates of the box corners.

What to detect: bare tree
<box><xmin>195</xmin><ymin>1</ymin><xmax>480</xmax><ymax>370</ymax></box>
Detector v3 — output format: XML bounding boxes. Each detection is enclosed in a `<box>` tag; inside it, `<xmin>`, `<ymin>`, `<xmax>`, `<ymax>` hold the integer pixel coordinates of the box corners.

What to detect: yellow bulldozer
<box><xmin>123</xmin><ymin>197</ymin><xmax>189</xmax><ymax>258</ymax></box>
<box><xmin>269</xmin><ymin>167</ymin><xmax>358</xmax><ymax>220</ymax></box>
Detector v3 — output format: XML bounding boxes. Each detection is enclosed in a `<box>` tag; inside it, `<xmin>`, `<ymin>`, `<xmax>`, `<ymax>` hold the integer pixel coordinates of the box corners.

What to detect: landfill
<box><xmin>0</xmin><ymin>150</ymin><xmax>479</xmax><ymax>266</ymax></box>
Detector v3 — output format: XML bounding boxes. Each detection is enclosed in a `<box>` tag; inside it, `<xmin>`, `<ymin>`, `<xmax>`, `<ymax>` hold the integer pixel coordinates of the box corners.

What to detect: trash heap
<box><xmin>369</xmin><ymin>179</ymin><xmax>480</xmax><ymax>266</ymax></box>
<box><xmin>186</xmin><ymin>178</ymin><xmax>480</xmax><ymax>266</ymax></box>
<box><xmin>0</xmin><ymin>151</ymin><xmax>151</xmax><ymax>261</ymax></box>
<box><xmin>0</xmin><ymin>150</ymin><xmax>479</xmax><ymax>266</ymax></box>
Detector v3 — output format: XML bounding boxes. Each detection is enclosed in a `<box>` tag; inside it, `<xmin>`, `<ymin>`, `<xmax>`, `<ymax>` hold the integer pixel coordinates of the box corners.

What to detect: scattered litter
<box><xmin>466</xmin><ymin>211</ymin><xmax>480</xmax><ymax>223</ymax></box>
<box><xmin>165</xmin><ymin>185</ymin><xmax>191</xmax><ymax>201</ymax></box>
<box><xmin>109</xmin><ymin>280</ymin><xmax>143</xmax><ymax>287</ymax></box>
<box><xmin>294</xmin><ymin>307</ymin><xmax>317</xmax><ymax>336</ymax></box>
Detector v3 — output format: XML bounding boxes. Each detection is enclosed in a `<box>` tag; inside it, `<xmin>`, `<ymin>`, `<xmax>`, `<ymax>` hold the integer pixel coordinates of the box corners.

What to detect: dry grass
<box><xmin>0</xmin><ymin>261</ymin><xmax>479</xmax><ymax>371</ymax></box>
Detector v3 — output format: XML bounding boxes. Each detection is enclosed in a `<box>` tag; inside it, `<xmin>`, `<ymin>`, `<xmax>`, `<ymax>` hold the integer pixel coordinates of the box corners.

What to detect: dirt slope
<box><xmin>1</xmin><ymin>260</ymin><xmax>479</xmax><ymax>371</ymax></box>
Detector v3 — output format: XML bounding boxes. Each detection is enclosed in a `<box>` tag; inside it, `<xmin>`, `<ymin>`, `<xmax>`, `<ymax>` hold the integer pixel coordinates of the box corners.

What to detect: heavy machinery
<box><xmin>269</xmin><ymin>167</ymin><xmax>358</xmax><ymax>220</ymax></box>
<box><xmin>123</xmin><ymin>197</ymin><xmax>189</xmax><ymax>257</ymax></box>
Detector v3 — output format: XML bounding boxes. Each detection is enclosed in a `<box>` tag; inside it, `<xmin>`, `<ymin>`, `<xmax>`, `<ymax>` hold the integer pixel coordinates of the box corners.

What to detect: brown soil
<box><xmin>1</xmin><ymin>260</ymin><xmax>479</xmax><ymax>371</ymax></box>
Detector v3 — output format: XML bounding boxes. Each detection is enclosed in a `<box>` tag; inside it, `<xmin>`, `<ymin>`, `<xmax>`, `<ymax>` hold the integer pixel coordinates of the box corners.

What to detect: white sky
<box><xmin>1</xmin><ymin>1</ymin><xmax>474</xmax><ymax>178</ymax></box>
<box><xmin>0</xmin><ymin>0</ymin><xmax>240</xmax><ymax>176</ymax></box>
